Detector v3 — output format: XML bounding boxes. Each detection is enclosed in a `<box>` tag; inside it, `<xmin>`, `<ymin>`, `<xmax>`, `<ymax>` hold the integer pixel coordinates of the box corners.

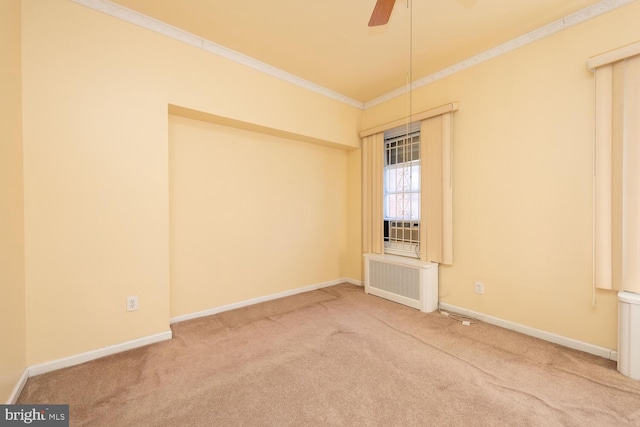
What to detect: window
<box><xmin>361</xmin><ymin>103</ymin><xmax>456</xmax><ymax>264</ymax></box>
<box><xmin>383</xmin><ymin>123</ymin><xmax>420</xmax><ymax>258</ymax></box>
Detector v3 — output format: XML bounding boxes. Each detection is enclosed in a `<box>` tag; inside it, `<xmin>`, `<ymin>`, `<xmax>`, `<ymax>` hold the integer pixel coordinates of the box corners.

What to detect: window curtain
<box><xmin>360</xmin><ymin>103</ymin><xmax>457</xmax><ymax>264</ymax></box>
<box><xmin>420</xmin><ymin>113</ymin><xmax>453</xmax><ymax>265</ymax></box>
<box><xmin>362</xmin><ymin>132</ymin><xmax>384</xmax><ymax>255</ymax></box>
<box><xmin>590</xmin><ymin>41</ymin><xmax>640</xmax><ymax>292</ymax></box>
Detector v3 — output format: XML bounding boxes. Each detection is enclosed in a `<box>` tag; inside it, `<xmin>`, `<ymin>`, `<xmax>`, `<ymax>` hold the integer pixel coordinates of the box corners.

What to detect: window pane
<box><xmin>384</xmin><ymin>164</ymin><xmax>420</xmax><ymax>194</ymax></box>
<box><xmin>409</xmin><ymin>193</ymin><xmax>420</xmax><ymax>220</ymax></box>
<box><xmin>385</xmin><ymin>168</ymin><xmax>397</xmax><ymax>193</ymax></box>
<box><xmin>385</xmin><ymin>193</ymin><xmax>420</xmax><ymax>220</ymax></box>
<box><xmin>383</xmin><ymin>127</ymin><xmax>421</xmax><ymax>257</ymax></box>
<box><xmin>410</xmin><ymin>164</ymin><xmax>420</xmax><ymax>191</ymax></box>
<box><xmin>384</xmin><ymin>164</ymin><xmax>420</xmax><ymax>193</ymax></box>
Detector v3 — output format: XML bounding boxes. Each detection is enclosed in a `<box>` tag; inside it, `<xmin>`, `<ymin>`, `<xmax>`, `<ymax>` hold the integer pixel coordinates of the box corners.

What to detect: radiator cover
<box><xmin>364</xmin><ymin>253</ymin><xmax>439</xmax><ymax>312</ymax></box>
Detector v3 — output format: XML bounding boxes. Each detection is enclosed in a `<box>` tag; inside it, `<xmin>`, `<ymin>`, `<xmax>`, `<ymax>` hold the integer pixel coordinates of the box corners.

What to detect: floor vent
<box><xmin>364</xmin><ymin>253</ymin><xmax>438</xmax><ymax>312</ymax></box>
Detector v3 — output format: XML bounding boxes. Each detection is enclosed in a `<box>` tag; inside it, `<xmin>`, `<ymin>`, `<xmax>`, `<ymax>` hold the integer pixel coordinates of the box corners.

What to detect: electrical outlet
<box><xmin>127</xmin><ymin>296</ymin><xmax>139</xmax><ymax>312</ymax></box>
<box><xmin>474</xmin><ymin>282</ymin><xmax>484</xmax><ymax>295</ymax></box>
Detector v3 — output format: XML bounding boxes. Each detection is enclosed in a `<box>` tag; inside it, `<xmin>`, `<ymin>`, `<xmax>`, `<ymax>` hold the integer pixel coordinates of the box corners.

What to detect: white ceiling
<box><xmin>108</xmin><ymin>0</ymin><xmax>620</xmax><ymax>103</ymax></box>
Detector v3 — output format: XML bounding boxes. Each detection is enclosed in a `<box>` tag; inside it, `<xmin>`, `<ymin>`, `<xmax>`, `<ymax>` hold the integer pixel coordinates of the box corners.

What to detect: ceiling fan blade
<box><xmin>368</xmin><ymin>0</ymin><xmax>396</xmax><ymax>27</ymax></box>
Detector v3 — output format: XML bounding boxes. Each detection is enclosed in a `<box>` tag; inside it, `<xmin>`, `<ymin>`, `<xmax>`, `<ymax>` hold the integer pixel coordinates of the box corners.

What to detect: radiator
<box><xmin>364</xmin><ymin>253</ymin><xmax>439</xmax><ymax>312</ymax></box>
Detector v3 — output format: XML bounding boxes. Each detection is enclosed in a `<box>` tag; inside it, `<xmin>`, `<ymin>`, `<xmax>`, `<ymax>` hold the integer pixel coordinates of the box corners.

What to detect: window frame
<box><xmin>383</xmin><ymin>122</ymin><xmax>421</xmax><ymax>259</ymax></box>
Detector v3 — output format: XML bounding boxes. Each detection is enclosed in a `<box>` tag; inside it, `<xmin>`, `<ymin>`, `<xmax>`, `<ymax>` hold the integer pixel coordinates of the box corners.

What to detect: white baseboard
<box><xmin>346</xmin><ymin>278</ymin><xmax>363</xmax><ymax>286</ymax></box>
<box><xmin>439</xmin><ymin>302</ymin><xmax>618</xmax><ymax>362</ymax></box>
<box><xmin>170</xmin><ymin>278</ymin><xmax>361</xmax><ymax>324</ymax></box>
<box><xmin>6</xmin><ymin>368</ymin><xmax>29</xmax><ymax>404</ymax></box>
<box><xmin>28</xmin><ymin>330</ymin><xmax>173</xmax><ymax>377</ymax></box>
<box><xmin>16</xmin><ymin>278</ymin><xmax>362</xmax><ymax>397</ymax></box>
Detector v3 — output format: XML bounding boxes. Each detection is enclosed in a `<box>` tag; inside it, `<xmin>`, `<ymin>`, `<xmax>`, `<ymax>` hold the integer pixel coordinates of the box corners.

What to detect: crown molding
<box><xmin>70</xmin><ymin>0</ymin><xmax>635</xmax><ymax>111</ymax></box>
<box><xmin>69</xmin><ymin>0</ymin><xmax>365</xmax><ymax>109</ymax></box>
<box><xmin>363</xmin><ymin>0</ymin><xmax>637</xmax><ymax>109</ymax></box>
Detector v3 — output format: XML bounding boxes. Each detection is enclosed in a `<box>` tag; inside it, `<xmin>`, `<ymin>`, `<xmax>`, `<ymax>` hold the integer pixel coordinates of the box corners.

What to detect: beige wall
<box><xmin>364</xmin><ymin>1</ymin><xmax>640</xmax><ymax>350</ymax></box>
<box><xmin>16</xmin><ymin>0</ymin><xmax>635</xmax><ymax>379</ymax></box>
<box><xmin>21</xmin><ymin>0</ymin><xmax>361</xmax><ymax>365</ymax></box>
<box><xmin>0</xmin><ymin>0</ymin><xmax>26</xmax><ymax>402</ymax></box>
<box><xmin>169</xmin><ymin>115</ymin><xmax>349</xmax><ymax>317</ymax></box>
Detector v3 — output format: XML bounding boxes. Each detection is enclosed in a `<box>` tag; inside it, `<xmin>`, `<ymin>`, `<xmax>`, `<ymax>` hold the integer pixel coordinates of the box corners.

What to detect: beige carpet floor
<box><xmin>18</xmin><ymin>284</ymin><xmax>640</xmax><ymax>426</ymax></box>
